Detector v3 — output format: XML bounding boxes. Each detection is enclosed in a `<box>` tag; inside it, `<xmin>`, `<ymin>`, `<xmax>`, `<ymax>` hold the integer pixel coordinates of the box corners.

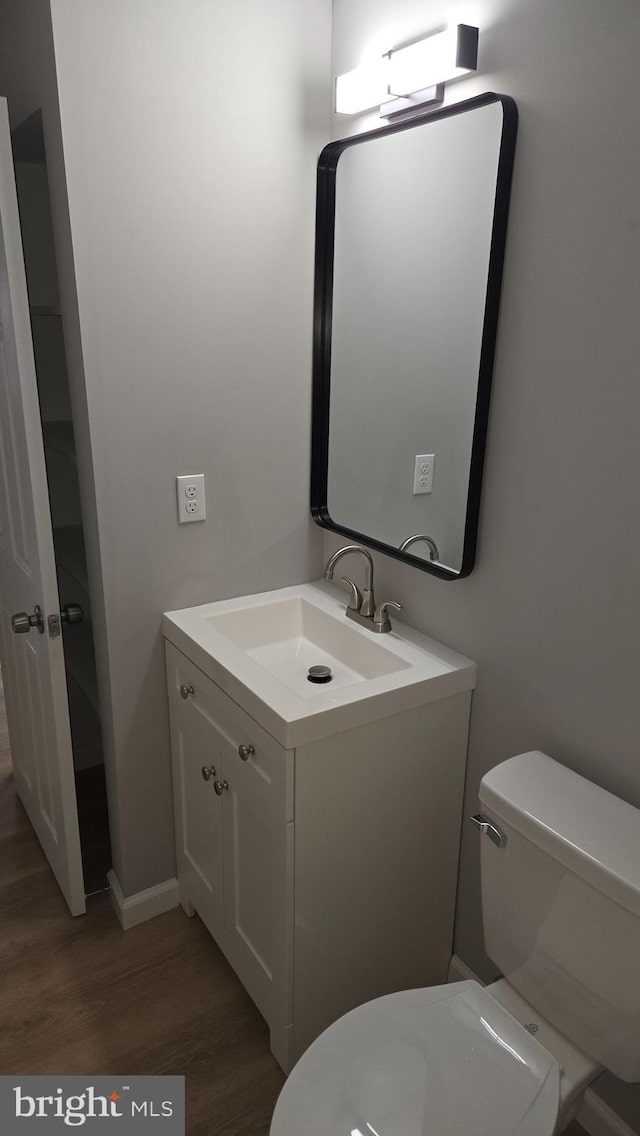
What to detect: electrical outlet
<box><xmin>412</xmin><ymin>454</ymin><xmax>435</xmax><ymax>495</ymax></box>
<box><xmin>177</xmin><ymin>474</ymin><xmax>206</xmax><ymax>523</ymax></box>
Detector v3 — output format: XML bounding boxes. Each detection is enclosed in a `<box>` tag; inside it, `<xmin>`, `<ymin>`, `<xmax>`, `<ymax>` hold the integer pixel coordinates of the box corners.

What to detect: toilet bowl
<box><xmin>270</xmin><ymin>752</ymin><xmax>640</xmax><ymax>1136</ymax></box>
<box><xmin>271</xmin><ymin>981</ymin><xmax>560</xmax><ymax>1136</ymax></box>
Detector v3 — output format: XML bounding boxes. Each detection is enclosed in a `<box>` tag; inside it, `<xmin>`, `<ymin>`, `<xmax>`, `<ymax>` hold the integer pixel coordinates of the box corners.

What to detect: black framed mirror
<box><xmin>310</xmin><ymin>92</ymin><xmax>518</xmax><ymax>579</ymax></box>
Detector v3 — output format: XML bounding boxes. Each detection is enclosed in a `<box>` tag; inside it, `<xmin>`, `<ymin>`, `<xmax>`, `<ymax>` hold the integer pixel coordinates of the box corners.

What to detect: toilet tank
<box><xmin>478</xmin><ymin>751</ymin><xmax>640</xmax><ymax>1082</ymax></box>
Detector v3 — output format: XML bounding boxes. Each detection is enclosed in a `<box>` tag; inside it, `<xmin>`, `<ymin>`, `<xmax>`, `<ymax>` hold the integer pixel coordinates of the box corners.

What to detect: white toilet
<box><xmin>270</xmin><ymin>751</ymin><xmax>640</xmax><ymax>1136</ymax></box>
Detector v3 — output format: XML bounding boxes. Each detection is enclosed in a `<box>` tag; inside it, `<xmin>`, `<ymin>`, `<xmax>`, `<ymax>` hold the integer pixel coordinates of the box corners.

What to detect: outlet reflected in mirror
<box><xmin>311</xmin><ymin>93</ymin><xmax>518</xmax><ymax>578</ymax></box>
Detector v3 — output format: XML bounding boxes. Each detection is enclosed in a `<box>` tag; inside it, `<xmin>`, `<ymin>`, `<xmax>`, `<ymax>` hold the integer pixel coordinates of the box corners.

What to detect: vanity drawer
<box><xmin>166</xmin><ymin>642</ymin><xmax>294</xmax><ymax>821</ymax></box>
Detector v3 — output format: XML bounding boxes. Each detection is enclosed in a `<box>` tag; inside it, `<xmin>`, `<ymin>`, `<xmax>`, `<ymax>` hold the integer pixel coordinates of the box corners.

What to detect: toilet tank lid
<box><xmin>480</xmin><ymin>752</ymin><xmax>640</xmax><ymax>918</ymax></box>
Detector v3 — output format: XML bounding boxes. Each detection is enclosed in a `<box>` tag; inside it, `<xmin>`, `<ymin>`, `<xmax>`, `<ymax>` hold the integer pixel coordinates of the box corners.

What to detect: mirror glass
<box><xmin>311</xmin><ymin>94</ymin><xmax>517</xmax><ymax>578</ymax></box>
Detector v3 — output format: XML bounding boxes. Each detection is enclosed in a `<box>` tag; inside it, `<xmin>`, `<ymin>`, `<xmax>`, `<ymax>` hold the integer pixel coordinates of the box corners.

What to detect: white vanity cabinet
<box><xmin>165</xmin><ymin>627</ymin><xmax>473</xmax><ymax>1073</ymax></box>
<box><xmin>166</xmin><ymin>642</ymin><xmax>293</xmax><ymax>1068</ymax></box>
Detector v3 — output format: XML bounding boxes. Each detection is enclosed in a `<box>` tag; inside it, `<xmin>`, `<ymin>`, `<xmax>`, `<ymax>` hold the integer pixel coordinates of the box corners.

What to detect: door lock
<box><xmin>11</xmin><ymin>605</ymin><xmax>44</xmax><ymax>635</ymax></box>
<box><xmin>48</xmin><ymin>604</ymin><xmax>85</xmax><ymax>638</ymax></box>
<box><xmin>10</xmin><ymin>603</ymin><xmax>84</xmax><ymax>638</ymax></box>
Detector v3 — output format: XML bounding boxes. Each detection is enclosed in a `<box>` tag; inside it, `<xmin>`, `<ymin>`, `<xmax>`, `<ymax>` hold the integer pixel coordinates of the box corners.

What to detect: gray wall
<box><xmin>48</xmin><ymin>0</ymin><xmax>330</xmax><ymax>895</ymax></box>
<box><xmin>328</xmin><ymin>0</ymin><xmax>640</xmax><ymax>1127</ymax></box>
<box><xmin>0</xmin><ymin>0</ymin><xmax>329</xmax><ymax>897</ymax></box>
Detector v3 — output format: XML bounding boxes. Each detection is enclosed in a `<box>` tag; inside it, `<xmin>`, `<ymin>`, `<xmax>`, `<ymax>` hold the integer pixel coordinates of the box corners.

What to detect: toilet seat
<box><xmin>270</xmin><ymin>981</ymin><xmax>559</xmax><ymax>1136</ymax></box>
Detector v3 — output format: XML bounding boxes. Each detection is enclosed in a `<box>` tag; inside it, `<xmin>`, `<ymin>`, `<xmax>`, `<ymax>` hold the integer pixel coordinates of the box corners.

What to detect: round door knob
<box><xmin>61</xmin><ymin>602</ymin><xmax>84</xmax><ymax>625</ymax></box>
<box><xmin>214</xmin><ymin>779</ymin><xmax>229</xmax><ymax>796</ymax></box>
<box><xmin>201</xmin><ymin>766</ymin><xmax>216</xmax><ymax>781</ymax></box>
<box><xmin>180</xmin><ymin>684</ymin><xmax>195</xmax><ymax>700</ymax></box>
<box><xmin>238</xmin><ymin>744</ymin><xmax>255</xmax><ymax>761</ymax></box>
<box><xmin>11</xmin><ymin>605</ymin><xmax>44</xmax><ymax>635</ymax></box>
<box><xmin>11</xmin><ymin>612</ymin><xmax>32</xmax><ymax>634</ymax></box>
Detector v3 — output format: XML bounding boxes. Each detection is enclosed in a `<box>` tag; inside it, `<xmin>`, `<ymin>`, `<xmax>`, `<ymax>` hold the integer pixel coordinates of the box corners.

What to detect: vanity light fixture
<box><xmin>335</xmin><ymin>25</ymin><xmax>479</xmax><ymax>118</ymax></box>
<box><xmin>334</xmin><ymin>58</ymin><xmax>389</xmax><ymax>116</ymax></box>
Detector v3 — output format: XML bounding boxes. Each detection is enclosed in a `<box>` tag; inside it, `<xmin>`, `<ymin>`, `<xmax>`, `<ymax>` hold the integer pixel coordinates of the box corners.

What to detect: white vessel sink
<box><xmin>163</xmin><ymin>581</ymin><xmax>476</xmax><ymax>747</ymax></box>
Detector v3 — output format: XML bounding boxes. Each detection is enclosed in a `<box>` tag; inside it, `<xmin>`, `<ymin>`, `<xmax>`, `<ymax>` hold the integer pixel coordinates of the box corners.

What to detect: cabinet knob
<box><xmin>238</xmin><ymin>744</ymin><xmax>255</xmax><ymax>761</ymax></box>
<box><xmin>201</xmin><ymin>765</ymin><xmax>217</xmax><ymax>781</ymax></box>
<box><xmin>180</xmin><ymin>684</ymin><xmax>195</xmax><ymax>700</ymax></box>
<box><xmin>214</xmin><ymin>779</ymin><xmax>229</xmax><ymax>796</ymax></box>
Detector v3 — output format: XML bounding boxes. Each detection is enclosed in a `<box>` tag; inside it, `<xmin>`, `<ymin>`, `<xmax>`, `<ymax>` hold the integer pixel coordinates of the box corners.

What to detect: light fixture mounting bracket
<box><xmin>380</xmin><ymin>83</ymin><xmax>445</xmax><ymax>119</ymax></box>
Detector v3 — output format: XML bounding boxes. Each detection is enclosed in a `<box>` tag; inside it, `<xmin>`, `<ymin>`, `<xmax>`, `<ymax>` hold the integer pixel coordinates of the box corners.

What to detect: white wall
<box><xmin>0</xmin><ymin>0</ymin><xmax>329</xmax><ymax>898</ymax></box>
<box><xmin>329</xmin><ymin>0</ymin><xmax>640</xmax><ymax>1128</ymax></box>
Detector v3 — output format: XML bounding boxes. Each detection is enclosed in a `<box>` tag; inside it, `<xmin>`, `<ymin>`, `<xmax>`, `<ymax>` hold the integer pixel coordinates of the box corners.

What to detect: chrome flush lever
<box><xmin>471</xmin><ymin>814</ymin><xmax>507</xmax><ymax>848</ymax></box>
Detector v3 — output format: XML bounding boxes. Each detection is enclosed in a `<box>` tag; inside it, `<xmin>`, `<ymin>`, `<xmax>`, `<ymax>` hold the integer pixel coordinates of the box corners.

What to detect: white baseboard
<box><xmin>447</xmin><ymin>955</ymin><xmax>637</xmax><ymax>1136</ymax></box>
<box><xmin>107</xmin><ymin>870</ymin><xmax>179</xmax><ymax>930</ymax></box>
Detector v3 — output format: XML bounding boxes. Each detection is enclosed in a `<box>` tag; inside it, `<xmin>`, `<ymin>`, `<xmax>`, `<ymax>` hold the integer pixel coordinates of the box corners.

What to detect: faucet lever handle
<box><xmin>340</xmin><ymin>575</ymin><xmax>362</xmax><ymax>612</ymax></box>
<box><xmin>373</xmin><ymin>600</ymin><xmax>403</xmax><ymax>633</ymax></box>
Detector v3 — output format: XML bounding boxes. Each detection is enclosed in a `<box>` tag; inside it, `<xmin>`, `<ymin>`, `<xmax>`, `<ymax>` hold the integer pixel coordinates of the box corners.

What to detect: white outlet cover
<box><xmin>412</xmin><ymin>454</ymin><xmax>435</xmax><ymax>495</ymax></box>
<box><xmin>177</xmin><ymin>474</ymin><xmax>206</xmax><ymax>523</ymax></box>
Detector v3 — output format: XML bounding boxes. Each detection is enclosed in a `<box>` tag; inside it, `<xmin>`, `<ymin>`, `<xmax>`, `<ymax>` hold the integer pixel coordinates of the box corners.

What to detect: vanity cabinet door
<box><xmin>166</xmin><ymin>642</ymin><xmax>294</xmax><ymax>1066</ymax></box>
<box><xmin>221</xmin><ymin>757</ymin><xmax>293</xmax><ymax>1043</ymax></box>
<box><xmin>166</xmin><ymin>645</ymin><xmax>225</xmax><ymax>939</ymax></box>
<box><xmin>201</xmin><ymin>683</ymin><xmax>294</xmax><ymax>1053</ymax></box>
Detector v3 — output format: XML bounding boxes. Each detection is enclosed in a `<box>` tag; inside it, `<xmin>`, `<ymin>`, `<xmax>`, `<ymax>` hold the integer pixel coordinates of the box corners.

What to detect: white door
<box><xmin>0</xmin><ymin>97</ymin><xmax>85</xmax><ymax>915</ymax></box>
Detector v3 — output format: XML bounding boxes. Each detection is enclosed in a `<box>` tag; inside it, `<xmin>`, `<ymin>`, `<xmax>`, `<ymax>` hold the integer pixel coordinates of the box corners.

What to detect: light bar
<box><xmin>388</xmin><ymin>25</ymin><xmax>478</xmax><ymax>96</ymax></box>
<box><xmin>335</xmin><ymin>58</ymin><xmax>389</xmax><ymax>116</ymax></box>
<box><xmin>335</xmin><ymin>25</ymin><xmax>479</xmax><ymax>118</ymax></box>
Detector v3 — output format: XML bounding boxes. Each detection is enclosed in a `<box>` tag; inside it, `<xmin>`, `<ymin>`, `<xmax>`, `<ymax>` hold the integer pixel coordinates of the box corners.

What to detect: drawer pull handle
<box><xmin>180</xmin><ymin>684</ymin><xmax>195</xmax><ymax>700</ymax></box>
<box><xmin>214</xmin><ymin>779</ymin><xmax>229</xmax><ymax>796</ymax></box>
<box><xmin>238</xmin><ymin>744</ymin><xmax>255</xmax><ymax>761</ymax></box>
<box><xmin>201</xmin><ymin>766</ymin><xmax>217</xmax><ymax>781</ymax></box>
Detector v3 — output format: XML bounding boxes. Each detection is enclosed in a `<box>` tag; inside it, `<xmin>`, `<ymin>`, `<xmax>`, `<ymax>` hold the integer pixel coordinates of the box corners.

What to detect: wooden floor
<box><xmin>0</xmin><ymin>670</ymin><xmax>589</xmax><ymax>1136</ymax></box>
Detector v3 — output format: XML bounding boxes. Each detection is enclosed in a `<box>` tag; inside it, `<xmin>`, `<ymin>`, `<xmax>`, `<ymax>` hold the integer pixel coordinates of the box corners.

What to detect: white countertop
<box><xmin>163</xmin><ymin>580</ymin><xmax>477</xmax><ymax>748</ymax></box>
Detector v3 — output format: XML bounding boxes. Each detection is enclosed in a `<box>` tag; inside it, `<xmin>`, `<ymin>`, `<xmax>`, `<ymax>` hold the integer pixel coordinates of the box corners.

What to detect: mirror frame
<box><xmin>310</xmin><ymin>91</ymin><xmax>518</xmax><ymax>580</ymax></box>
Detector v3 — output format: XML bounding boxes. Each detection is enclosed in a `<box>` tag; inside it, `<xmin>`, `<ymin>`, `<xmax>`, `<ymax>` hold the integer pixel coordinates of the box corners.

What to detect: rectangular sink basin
<box><xmin>164</xmin><ymin>582</ymin><xmax>476</xmax><ymax>747</ymax></box>
<box><xmin>207</xmin><ymin>597</ymin><xmax>410</xmax><ymax>697</ymax></box>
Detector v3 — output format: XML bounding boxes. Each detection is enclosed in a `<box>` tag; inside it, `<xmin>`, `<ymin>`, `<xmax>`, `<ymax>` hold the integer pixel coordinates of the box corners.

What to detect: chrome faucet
<box><xmin>323</xmin><ymin>544</ymin><xmax>403</xmax><ymax>633</ymax></box>
<box><xmin>399</xmin><ymin>533</ymin><xmax>440</xmax><ymax>562</ymax></box>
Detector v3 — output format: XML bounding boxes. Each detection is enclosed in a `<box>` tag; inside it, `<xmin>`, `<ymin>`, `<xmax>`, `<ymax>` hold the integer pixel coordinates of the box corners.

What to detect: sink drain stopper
<box><xmin>308</xmin><ymin>664</ymin><xmax>332</xmax><ymax>684</ymax></box>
